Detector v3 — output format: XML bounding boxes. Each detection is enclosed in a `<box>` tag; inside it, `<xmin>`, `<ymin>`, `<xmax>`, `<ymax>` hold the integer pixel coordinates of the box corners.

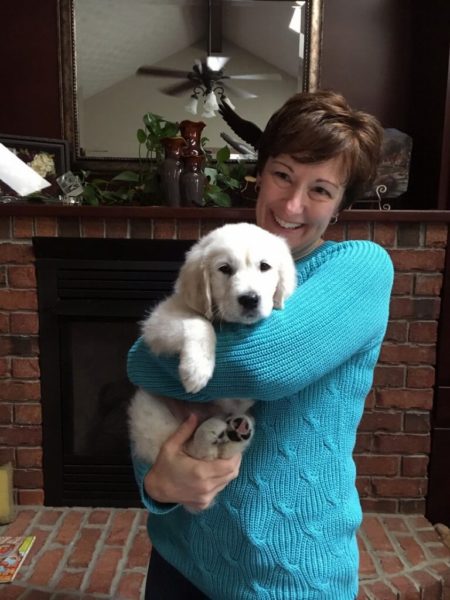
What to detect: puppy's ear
<box><xmin>273</xmin><ymin>243</ymin><xmax>297</xmax><ymax>309</ymax></box>
<box><xmin>175</xmin><ymin>245</ymin><xmax>213</xmax><ymax>319</ymax></box>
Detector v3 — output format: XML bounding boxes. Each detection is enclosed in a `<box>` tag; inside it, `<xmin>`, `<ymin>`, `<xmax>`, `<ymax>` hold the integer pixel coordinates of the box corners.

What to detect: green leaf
<box><xmin>213</xmin><ymin>192</ymin><xmax>232</xmax><ymax>207</ymax></box>
<box><xmin>205</xmin><ymin>182</ymin><xmax>222</xmax><ymax>194</ymax></box>
<box><xmin>90</xmin><ymin>178</ymin><xmax>110</xmax><ymax>186</ymax></box>
<box><xmin>205</xmin><ymin>189</ymin><xmax>231</xmax><ymax>207</ymax></box>
<box><xmin>162</xmin><ymin>122</ymin><xmax>180</xmax><ymax>138</ymax></box>
<box><xmin>217</xmin><ymin>175</ymin><xmax>240</xmax><ymax>190</ymax></box>
<box><xmin>101</xmin><ymin>190</ymin><xmax>125</xmax><ymax>203</ymax></box>
<box><xmin>204</xmin><ymin>167</ymin><xmax>218</xmax><ymax>184</ymax></box>
<box><xmin>143</xmin><ymin>112</ymin><xmax>164</xmax><ymax>128</ymax></box>
<box><xmin>216</xmin><ymin>145</ymin><xmax>231</xmax><ymax>163</ymax></box>
<box><xmin>137</xmin><ymin>129</ymin><xmax>147</xmax><ymax>144</ymax></box>
<box><xmin>82</xmin><ymin>185</ymin><xmax>99</xmax><ymax>206</ymax></box>
<box><xmin>217</xmin><ymin>162</ymin><xmax>230</xmax><ymax>177</ymax></box>
<box><xmin>112</xmin><ymin>171</ymin><xmax>140</xmax><ymax>183</ymax></box>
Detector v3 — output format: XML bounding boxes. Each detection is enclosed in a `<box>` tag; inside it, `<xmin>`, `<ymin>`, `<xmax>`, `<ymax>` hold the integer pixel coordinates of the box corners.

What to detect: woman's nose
<box><xmin>285</xmin><ymin>186</ymin><xmax>307</xmax><ymax>212</ymax></box>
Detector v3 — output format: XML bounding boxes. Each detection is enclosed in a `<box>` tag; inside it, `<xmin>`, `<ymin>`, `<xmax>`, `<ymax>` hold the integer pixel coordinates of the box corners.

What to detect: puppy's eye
<box><xmin>260</xmin><ymin>262</ymin><xmax>272</xmax><ymax>272</ymax></box>
<box><xmin>218</xmin><ymin>264</ymin><xmax>233</xmax><ymax>275</ymax></box>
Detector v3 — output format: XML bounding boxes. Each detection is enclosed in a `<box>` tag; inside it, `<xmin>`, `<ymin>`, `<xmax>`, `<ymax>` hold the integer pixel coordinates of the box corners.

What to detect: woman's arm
<box><xmin>128</xmin><ymin>241</ymin><xmax>393</xmax><ymax>402</ymax></box>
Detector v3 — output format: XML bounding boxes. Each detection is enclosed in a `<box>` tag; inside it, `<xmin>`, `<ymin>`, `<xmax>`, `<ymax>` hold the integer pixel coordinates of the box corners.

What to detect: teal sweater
<box><xmin>127</xmin><ymin>240</ymin><xmax>394</xmax><ymax>600</ymax></box>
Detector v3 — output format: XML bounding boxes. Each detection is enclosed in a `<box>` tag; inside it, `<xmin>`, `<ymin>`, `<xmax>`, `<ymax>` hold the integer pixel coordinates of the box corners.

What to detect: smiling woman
<box><xmin>124</xmin><ymin>90</ymin><xmax>393</xmax><ymax>600</ymax></box>
<box><xmin>59</xmin><ymin>0</ymin><xmax>323</xmax><ymax>172</ymax></box>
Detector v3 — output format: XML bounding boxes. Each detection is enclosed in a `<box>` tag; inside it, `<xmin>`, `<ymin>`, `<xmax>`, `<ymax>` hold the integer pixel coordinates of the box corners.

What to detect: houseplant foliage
<box><xmin>79</xmin><ymin>112</ymin><xmax>251</xmax><ymax>207</ymax></box>
<box><xmin>80</xmin><ymin>113</ymin><xmax>180</xmax><ymax>206</ymax></box>
<box><xmin>203</xmin><ymin>145</ymin><xmax>247</xmax><ymax>207</ymax></box>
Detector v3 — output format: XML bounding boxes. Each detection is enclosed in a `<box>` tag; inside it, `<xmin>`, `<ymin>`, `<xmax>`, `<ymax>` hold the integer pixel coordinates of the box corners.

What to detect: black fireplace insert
<box><xmin>34</xmin><ymin>237</ymin><xmax>193</xmax><ymax>507</ymax></box>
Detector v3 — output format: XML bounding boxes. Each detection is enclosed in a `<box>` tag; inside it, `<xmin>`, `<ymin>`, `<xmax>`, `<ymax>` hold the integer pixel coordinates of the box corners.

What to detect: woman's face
<box><xmin>256</xmin><ymin>154</ymin><xmax>346</xmax><ymax>254</ymax></box>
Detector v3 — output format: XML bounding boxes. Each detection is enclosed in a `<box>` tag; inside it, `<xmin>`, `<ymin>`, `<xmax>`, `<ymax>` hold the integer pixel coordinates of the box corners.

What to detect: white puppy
<box><xmin>128</xmin><ymin>223</ymin><xmax>296</xmax><ymax>467</ymax></box>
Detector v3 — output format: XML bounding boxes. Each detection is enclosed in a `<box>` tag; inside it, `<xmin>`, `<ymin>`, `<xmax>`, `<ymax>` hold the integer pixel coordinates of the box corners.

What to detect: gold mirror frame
<box><xmin>58</xmin><ymin>0</ymin><xmax>323</xmax><ymax>173</ymax></box>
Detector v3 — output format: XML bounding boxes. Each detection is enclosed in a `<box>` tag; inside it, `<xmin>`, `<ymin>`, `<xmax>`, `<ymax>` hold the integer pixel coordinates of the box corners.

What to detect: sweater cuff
<box><xmin>132</xmin><ymin>452</ymin><xmax>180</xmax><ymax>515</ymax></box>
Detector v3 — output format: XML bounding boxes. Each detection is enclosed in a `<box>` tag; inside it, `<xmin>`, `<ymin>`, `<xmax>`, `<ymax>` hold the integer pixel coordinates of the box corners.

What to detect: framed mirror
<box><xmin>59</xmin><ymin>0</ymin><xmax>323</xmax><ymax>171</ymax></box>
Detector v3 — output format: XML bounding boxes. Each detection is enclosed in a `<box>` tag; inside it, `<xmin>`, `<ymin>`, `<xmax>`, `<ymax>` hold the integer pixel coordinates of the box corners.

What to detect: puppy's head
<box><xmin>176</xmin><ymin>223</ymin><xmax>297</xmax><ymax>323</ymax></box>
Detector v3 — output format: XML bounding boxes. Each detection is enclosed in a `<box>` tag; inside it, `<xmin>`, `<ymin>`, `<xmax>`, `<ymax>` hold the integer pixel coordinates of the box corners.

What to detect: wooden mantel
<box><xmin>1</xmin><ymin>205</ymin><xmax>450</xmax><ymax>222</ymax></box>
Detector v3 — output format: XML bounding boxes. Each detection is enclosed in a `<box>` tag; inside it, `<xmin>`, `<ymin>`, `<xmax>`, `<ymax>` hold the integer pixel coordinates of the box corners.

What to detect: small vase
<box><xmin>180</xmin><ymin>155</ymin><xmax>206</xmax><ymax>207</ymax></box>
<box><xmin>179</xmin><ymin>120</ymin><xmax>206</xmax><ymax>157</ymax></box>
<box><xmin>159</xmin><ymin>137</ymin><xmax>186</xmax><ymax>207</ymax></box>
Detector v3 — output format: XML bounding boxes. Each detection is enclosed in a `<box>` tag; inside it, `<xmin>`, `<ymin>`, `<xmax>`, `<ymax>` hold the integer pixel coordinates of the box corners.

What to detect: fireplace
<box><xmin>0</xmin><ymin>208</ymin><xmax>444</xmax><ymax>517</ymax></box>
<box><xmin>33</xmin><ymin>237</ymin><xmax>193</xmax><ymax>507</ymax></box>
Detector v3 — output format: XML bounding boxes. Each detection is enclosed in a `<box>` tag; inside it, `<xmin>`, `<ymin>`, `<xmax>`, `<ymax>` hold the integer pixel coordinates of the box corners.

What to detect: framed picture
<box><xmin>0</xmin><ymin>134</ymin><xmax>70</xmax><ymax>198</ymax></box>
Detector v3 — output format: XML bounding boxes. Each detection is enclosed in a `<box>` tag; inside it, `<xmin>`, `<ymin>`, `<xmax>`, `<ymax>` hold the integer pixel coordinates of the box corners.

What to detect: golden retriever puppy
<box><xmin>128</xmin><ymin>223</ymin><xmax>296</xmax><ymax>467</ymax></box>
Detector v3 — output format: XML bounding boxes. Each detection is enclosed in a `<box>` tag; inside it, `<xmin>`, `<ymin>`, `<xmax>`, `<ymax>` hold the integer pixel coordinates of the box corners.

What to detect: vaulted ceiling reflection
<box><xmin>73</xmin><ymin>0</ymin><xmax>307</xmax><ymax>158</ymax></box>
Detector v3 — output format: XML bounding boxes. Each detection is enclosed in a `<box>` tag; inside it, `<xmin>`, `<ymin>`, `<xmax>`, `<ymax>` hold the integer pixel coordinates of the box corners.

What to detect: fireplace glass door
<box><xmin>34</xmin><ymin>237</ymin><xmax>193</xmax><ymax>507</ymax></box>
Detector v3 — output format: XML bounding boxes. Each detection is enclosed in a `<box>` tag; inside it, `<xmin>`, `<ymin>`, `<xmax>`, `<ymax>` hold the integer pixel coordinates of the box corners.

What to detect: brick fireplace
<box><xmin>0</xmin><ymin>206</ymin><xmax>448</xmax><ymax>516</ymax></box>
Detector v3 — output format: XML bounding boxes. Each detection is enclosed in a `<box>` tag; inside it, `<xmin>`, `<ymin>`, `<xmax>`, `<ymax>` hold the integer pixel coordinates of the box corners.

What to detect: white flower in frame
<box><xmin>28</xmin><ymin>152</ymin><xmax>56</xmax><ymax>178</ymax></box>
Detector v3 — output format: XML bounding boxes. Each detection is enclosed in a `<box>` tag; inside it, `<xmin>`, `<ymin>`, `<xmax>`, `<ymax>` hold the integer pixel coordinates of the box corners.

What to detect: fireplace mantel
<box><xmin>1</xmin><ymin>204</ymin><xmax>450</xmax><ymax>222</ymax></box>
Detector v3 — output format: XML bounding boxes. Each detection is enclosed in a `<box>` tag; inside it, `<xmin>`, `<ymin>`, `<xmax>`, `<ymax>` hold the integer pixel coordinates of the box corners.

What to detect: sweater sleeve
<box><xmin>131</xmin><ymin>450</ymin><xmax>180</xmax><ymax>515</ymax></box>
<box><xmin>127</xmin><ymin>241</ymin><xmax>393</xmax><ymax>402</ymax></box>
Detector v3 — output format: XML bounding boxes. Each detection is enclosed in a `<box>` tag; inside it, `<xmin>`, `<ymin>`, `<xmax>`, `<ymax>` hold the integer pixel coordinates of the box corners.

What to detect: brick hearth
<box><xmin>0</xmin><ymin>507</ymin><xmax>449</xmax><ymax>599</ymax></box>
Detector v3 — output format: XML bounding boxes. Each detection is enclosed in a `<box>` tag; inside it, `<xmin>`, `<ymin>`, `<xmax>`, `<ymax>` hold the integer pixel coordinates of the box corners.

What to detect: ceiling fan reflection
<box><xmin>136</xmin><ymin>55</ymin><xmax>282</xmax><ymax>117</ymax></box>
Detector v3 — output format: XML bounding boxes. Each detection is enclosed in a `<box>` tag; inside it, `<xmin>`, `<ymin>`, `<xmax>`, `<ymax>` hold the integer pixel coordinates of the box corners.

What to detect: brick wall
<box><xmin>0</xmin><ymin>212</ymin><xmax>448</xmax><ymax>512</ymax></box>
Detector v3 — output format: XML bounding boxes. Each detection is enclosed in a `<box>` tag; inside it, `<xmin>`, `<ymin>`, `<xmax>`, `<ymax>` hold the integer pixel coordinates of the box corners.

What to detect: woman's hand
<box><xmin>144</xmin><ymin>414</ymin><xmax>242</xmax><ymax>511</ymax></box>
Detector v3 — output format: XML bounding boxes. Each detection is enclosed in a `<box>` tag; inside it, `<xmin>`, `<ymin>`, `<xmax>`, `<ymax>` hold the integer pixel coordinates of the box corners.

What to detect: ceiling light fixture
<box><xmin>184</xmin><ymin>84</ymin><xmax>235</xmax><ymax>119</ymax></box>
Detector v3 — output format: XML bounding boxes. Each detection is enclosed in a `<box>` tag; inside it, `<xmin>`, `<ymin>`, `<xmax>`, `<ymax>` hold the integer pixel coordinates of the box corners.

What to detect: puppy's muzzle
<box><xmin>238</xmin><ymin>292</ymin><xmax>260</xmax><ymax>312</ymax></box>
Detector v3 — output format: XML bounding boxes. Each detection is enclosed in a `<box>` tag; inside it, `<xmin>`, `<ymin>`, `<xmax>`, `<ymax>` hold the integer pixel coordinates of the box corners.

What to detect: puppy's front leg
<box><xmin>179</xmin><ymin>317</ymin><xmax>216</xmax><ymax>393</ymax></box>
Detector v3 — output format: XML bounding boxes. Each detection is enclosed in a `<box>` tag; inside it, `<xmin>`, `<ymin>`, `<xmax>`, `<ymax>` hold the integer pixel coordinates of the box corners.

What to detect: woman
<box><xmin>127</xmin><ymin>90</ymin><xmax>394</xmax><ymax>599</ymax></box>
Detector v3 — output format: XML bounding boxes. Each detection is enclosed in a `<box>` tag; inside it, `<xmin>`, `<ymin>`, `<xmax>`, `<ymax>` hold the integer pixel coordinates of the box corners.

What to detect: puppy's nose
<box><xmin>238</xmin><ymin>292</ymin><xmax>260</xmax><ymax>310</ymax></box>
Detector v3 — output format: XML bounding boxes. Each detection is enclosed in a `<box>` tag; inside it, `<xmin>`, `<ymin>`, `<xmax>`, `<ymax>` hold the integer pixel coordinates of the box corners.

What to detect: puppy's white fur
<box><xmin>128</xmin><ymin>223</ymin><xmax>297</xmax><ymax>469</ymax></box>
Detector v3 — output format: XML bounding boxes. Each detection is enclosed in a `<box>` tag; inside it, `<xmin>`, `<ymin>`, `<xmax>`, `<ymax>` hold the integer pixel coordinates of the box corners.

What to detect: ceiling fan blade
<box><xmin>136</xmin><ymin>65</ymin><xmax>191</xmax><ymax>79</ymax></box>
<box><xmin>222</xmin><ymin>82</ymin><xmax>258</xmax><ymax>100</ymax></box>
<box><xmin>228</xmin><ymin>73</ymin><xmax>282</xmax><ymax>81</ymax></box>
<box><xmin>206</xmin><ymin>55</ymin><xmax>230</xmax><ymax>72</ymax></box>
<box><xmin>159</xmin><ymin>80</ymin><xmax>196</xmax><ymax>97</ymax></box>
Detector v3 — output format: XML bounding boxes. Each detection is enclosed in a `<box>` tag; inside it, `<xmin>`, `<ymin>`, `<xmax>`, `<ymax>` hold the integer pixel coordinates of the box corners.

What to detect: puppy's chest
<box><xmin>162</xmin><ymin>396</ymin><xmax>236</xmax><ymax>424</ymax></box>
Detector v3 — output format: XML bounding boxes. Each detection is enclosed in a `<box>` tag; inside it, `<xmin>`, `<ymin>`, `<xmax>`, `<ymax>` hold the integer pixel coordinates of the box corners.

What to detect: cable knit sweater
<box><xmin>127</xmin><ymin>240</ymin><xmax>394</xmax><ymax>600</ymax></box>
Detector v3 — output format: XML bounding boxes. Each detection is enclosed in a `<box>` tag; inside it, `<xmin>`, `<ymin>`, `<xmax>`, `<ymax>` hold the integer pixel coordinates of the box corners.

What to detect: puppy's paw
<box><xmin>185</xmin><ymin>418</ymin><xmax>227</xmax><ymax>460</ymax></box>
<box><xmin>219</xmin><ymin>415</ymin><xmax>254</xmax><ymax>459</ymax></box>
<box><xmin>185</xmin><ymin>415</ymin><xmax>255</xmax><ymax>460</ymax></box>
<box><xmin>179</xmin><ymin>353</ymin><xmax>215</xmax><ymax>394</ymax></box>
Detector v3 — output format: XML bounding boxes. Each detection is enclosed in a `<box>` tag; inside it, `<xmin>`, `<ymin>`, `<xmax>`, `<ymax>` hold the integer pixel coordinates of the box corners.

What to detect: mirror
<box><xmin>59</xmin><ymin>0</ymin><xmax>323</xmax><ymax>171</ymax></box>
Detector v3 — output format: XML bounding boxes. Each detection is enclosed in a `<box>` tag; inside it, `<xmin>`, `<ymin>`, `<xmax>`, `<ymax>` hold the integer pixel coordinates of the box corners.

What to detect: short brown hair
<box><xmin>257</xmin><ymin>90</ymin><xmax>384</xmax><ymax>209</ymax></box>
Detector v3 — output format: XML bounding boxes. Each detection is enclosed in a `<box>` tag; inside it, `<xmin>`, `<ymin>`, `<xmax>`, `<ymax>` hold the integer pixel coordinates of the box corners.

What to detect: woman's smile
<box><xmin>273</xmin><ymin>215</ymin><xmax>305</xmax><ymax>230</ymax></box>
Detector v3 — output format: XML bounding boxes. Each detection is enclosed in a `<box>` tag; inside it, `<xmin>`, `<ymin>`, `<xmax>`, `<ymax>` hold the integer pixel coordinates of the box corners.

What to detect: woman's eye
<box><xmin>260</xmin><ymin>262</ymin><xmax>272</xmax><ymax>272</ymax></box>
<box><xmin>312</xmin><ymin>186</ymin><xmax>332</xmax><ymax>198</ymax></box>
<box><xmin>274</xmin><ymin>171</ymin><xmax>291</xmax><ymax>185</ymax></box>
<box><xmin>218</xmin><ymin>264</ymin><xmax>233</xmax><ymax>275</ymax></box>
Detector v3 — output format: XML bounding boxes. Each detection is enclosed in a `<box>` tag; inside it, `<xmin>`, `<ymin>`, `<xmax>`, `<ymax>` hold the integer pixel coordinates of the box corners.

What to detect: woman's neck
<box><xmin>291</xmin><ymin>238</ymin><xmax>324</xmax><ymax>261</ymax></box>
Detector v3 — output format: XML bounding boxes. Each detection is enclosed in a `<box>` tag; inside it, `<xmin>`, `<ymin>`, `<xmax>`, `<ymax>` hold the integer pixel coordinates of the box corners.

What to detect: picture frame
<box><xmin>0</xmin><ymin>134</ymin><xmax>70</xmax><ymax>198</ymax></box>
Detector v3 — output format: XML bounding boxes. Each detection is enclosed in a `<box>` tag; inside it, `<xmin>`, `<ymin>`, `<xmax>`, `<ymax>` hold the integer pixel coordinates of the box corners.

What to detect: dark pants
<box><xmin>145</xmin><ymin>549</ymin><xmax>210</xmax><ymax>599</ymax></box>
